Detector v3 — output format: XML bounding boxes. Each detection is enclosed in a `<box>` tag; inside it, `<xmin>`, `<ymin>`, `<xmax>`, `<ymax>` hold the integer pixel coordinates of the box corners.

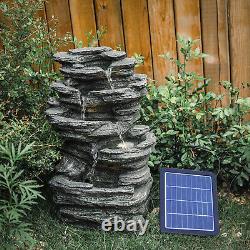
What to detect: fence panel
<box><xmin>229</xmin><ymin>0</ymin><xmax>250</xmax><ymax>99</ymax></box>
<box><xmin>69</xmin><ymin>0</ymin><xmax>97</xmax><ymax>46</ymax></box>
<box><xmin>95</xmin><ymin>0</ymin><xmax>125</xmax><ymax>48</ymax></box>
<box><xmin>174</xmin><ymin>0</ymin><xmax>203</xmax><ymax>79</ymax></box>
<box><xmin>121</xmin><ymin>0</ymin><xmax>153</xmax><ymax>77</ymax></box>
<box><xmin>39</xmin><ymin>0</ymin><xmax>250</xmax><ymax>97</ymax></box>
<box><xmin>148</xmin><ymin>0</ymin><xmax>177</xmax><ymax>84</ymax></box>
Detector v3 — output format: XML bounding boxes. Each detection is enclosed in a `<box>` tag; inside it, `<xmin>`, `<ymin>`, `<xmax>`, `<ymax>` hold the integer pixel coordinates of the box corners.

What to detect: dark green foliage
<box><xmin>0</xmin><ymin>113</ymin><xmax>61</xmax><ymax>178</ymax></box>
<box><xmin>140</xmin><ymin>36</ymin><xmax>250</xmax><ymax>188</ymax></box>
<box><xmin>0</xmin><ymin>1</ymin><xmax>68</xmax><ymax>247</ymax></box>
<box><xmin>0</xmin><ymin>0</ymin><xmax>71</xmax><ymax>117</ymax></box>
<box><xmin>0</xmin><ymin>0</ymin><xmax>68</xmax><ymax>177</ymax></box>
<box><xmin>0</xmin><ymin>141</ymin><xmax>43</xmax><ymax>249</ymax></box>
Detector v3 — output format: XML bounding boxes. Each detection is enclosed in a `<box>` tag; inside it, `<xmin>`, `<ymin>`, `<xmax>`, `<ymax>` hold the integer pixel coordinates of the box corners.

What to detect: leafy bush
<box><xmin>0</xmin><ymin>141</ymin><xmax>43</xmax><ymax>249</ymax></box>
<box><xmin>0</xmin><ymin>1</ymin><xmax>68</xmax><ymax>247</ymax></box>
<box><xmin>0</xmin><ymin>113</ymin><xmax>61</xmax><ymax>178</ymax></box>
<box><xmin>141</xmin><ymin>36</ymin><xmax>250</xmax><ymax>188</ymax></box>
<box><xmin>0</xmin><ymin>0</ymin><xmax>71</xmax><ymax>117</ymax></box>
<box><xmin>0</xmin><ymin>0</ymin><xmax>70</xmax><ymax>177</ymax></box>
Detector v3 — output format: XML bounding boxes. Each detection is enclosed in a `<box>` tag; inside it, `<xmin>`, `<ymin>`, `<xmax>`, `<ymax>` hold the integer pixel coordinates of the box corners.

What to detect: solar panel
<box><xmin>160</xmin><ymin>168</ymin><xmax>219</xmax><ymax>236</ymax></box>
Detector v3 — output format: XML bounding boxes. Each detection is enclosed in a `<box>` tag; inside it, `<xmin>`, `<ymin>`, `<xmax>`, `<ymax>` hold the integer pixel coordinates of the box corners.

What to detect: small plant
<box><xmin>73</xmin><ymin>26</ymin><xmax>107</xmax><ymax>48</ymax></box>
<box><xmin>132</xmin><ymin>53</ymin><xmax>145</xmax><ymax>68</ymax></box>
<box><xmin>141</xmin><ymin>35</ymin><xmax>250</xmax><ymax>188</ymax></box>
<box><xmin>0</xmin><ymin>141</ymin><xmax>43</xmax><ymax>248</ymax></box>
<box><xmin>115</xmin><ymin>44</ymin><xmax>124</xmax><ymax>51</ymax></box>
<box><xmin>86</xmin><ymin>26</ymin><xmax>107</xmax><ymax>47</ymax></box>
<box><xmin>72</xmin><ymin>36</ymin><xmax>84</xmax><ymax>48</ymax></box>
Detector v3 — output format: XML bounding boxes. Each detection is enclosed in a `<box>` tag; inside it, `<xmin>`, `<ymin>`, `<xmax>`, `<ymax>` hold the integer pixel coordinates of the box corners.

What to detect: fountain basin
<box><xmin>50</xmin><ymin>175</ymin><xmax>152</xmax><ymax>227</ymax></box>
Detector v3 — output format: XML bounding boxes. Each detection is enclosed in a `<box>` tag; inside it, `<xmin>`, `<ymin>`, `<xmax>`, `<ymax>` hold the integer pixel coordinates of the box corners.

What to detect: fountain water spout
<box><xmin>105</xmin><ymin>66</ymin><xmax>114</xmax><ymax>89</ymax></box>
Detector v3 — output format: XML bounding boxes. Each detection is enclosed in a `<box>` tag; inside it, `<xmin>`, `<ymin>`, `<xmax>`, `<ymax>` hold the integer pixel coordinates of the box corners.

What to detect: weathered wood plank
<box><xmin>37</xmin><ymin>1</ymin><xmax>47</xmax><ymax>20</ymax></box>
<box><xmin>217</xmin><ymin>0</ymin><xmax>231</xmax><ymax>105</ymax></box>
<box><xmin>229</xmin><ymin>0</ymin><xmax>250</xmax><ymax>99</ymax></box>
<box><xmin>45</xmin><ymin>0</ymin><xmax>74</xmax><ymax>52</ymax></box>
<box><xmin>95</xmin><ymin>0</ymin><xmax>124</xmax><ymax>49</ymax></box>
<box><xmin>217</xmin><ymin>0</ymin><xmax>230</xmax><ymax>83</ymax></box>
<box><xmin>148</xmin><ymin>0</ymin><xmax>177</xmax><ymax>84</ymax></box>
<box><xmin>201</xmin><ymin>0</ymin><xmax>230</xmax><ymax>107</ymax></box>
<box><xmin>201</xmin><ymin>0</ymin><xmax>219</xmax><ymax>87</ymax></box>
<box><xmin>69</xmin><ymin>0</ymin><xmax>96</xmax><ymax>46</ymax></box>
<box><xmin>174</xmin><ymin>0</ymin><xmax>203</xmax><ymax>77</ymax></box>
<box><xmin>121</xmin><ymin>0</ymin><xmax>153</xmax><ymax>78</ymax></box>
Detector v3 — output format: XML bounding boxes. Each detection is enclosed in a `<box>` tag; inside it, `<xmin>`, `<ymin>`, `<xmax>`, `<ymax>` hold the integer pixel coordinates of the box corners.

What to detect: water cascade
<box><xmin>46</xmin><ymin>47</ymin><xmax>156</xmax><ymax>228</ymax></box>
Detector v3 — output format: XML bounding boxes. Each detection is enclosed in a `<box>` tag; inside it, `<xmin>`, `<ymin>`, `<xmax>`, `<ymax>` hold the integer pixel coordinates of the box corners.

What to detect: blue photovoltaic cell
<box><xmin>160</xmin><ymin>168</ymin><xmax>219</xmax><ymax>235</ymax></box>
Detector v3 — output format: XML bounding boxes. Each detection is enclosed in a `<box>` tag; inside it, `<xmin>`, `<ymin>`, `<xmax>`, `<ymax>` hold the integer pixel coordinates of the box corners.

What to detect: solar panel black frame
<box><xmin>160</xmin><ymin>168</ymin><xmax>219</xmax><ymax>236</ymax></box>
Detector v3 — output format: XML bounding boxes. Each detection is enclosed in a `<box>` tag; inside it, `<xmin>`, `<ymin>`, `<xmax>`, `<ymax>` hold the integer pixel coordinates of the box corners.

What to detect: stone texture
<box><xmin>46</xmin><ymin>47</ymin><xmax>156</xmax><ymax>229</ymax></box>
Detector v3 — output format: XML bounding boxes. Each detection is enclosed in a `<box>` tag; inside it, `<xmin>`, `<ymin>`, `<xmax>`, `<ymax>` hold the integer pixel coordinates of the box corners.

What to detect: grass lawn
<box><xmin>29</xmin><ymin>179</ymin><xmax>250</xmax><ymax>250</ymax></box>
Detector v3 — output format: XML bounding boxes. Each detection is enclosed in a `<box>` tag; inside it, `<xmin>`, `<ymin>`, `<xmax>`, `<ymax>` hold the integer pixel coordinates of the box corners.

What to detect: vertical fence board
<box><xmin>121</xmin><ymin>0</ymin><xmax>153</xmax><ymax>78</ymax></box>
<box><xmin>174</xmin><ymin>0</ymin><xmax>203</xmax><ymax>77</ymax></box>
<box><xmin>229</xmin><ymin>0</ymin><xmax>250</xmax><ymax>99</ymax></box>
<box><xmin>69</xmin><ymin>0</ymin><xmax>96</xmax><ymax>46</ymax></box>
<box><xmin>201</xmin><ymin>0</ymin><xmax>229</xmax><ymax>106</ymax></box>
<box><xmin>217</xmin><ymin>0</ymin><xmax>230</xmax><ymax>83</ymax></box>
<box><xmin>45</xmin><ymin>0</ymin><xmax>74</xmax><ymax>52</ymax></box>
<box><xmin>95</xmin><ymin>0</ymin><xmax>124</xmax><ymax>49</ymax></box>
<box><xmin>201</xmin><ymin>0</ymin><xmax>219</xmax><ymax>86</ymax></box>
<box><xmin>148</xmin><ymin>0</ymin><xmax>177</xmax><ymax>84</ymax></box>
<box><xmin>217</xmin><ymin>0</ymin><xmax>230</xmax><ymax>105</ymax></box>
<box><xmin>37</xmin><ymin>2</ymin><xmax>47</xmax><ymax>20</ymax></box>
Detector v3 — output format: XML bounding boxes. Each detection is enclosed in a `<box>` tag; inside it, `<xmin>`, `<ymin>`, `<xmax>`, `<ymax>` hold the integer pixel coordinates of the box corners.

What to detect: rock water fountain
<box><xmin>46</xmin><ymin>47</ymin><xmax>156</xmax><ymax>228</ymax></box>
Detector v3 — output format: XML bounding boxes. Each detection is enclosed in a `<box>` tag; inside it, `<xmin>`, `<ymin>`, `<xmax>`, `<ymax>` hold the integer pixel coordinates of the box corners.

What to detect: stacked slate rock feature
<box><xmin>46</xmin><ymin>47</ymin><xmax>156</xmax><ymax>228</ymax></box>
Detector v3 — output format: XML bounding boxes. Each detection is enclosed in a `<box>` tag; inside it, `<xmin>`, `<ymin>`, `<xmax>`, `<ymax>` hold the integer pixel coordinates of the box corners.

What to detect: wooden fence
<box><xmin>37</xmin><ymin>0</ymin><xmax>250</xmax><ymax>100</ymax></box>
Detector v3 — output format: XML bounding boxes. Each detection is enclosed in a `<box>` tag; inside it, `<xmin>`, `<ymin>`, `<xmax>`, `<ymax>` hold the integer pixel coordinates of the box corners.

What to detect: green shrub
<box><xmin>0</xmin><ymin>0</ymin><xmax>71</xmax><ymax>117</ymax></box>
<box><xmin>0</xmin><ymin>2</ymin><xmax>67</xmax><ymax>246</ymax></box>
<box><xmin>0</xmin><ymin>112</ymin><xmax>61</xmax><ymax>178</ymax></box>
<box><xmin>0</xmin><ymin>141</ymin><xmax>43</xmax><ymax>249</ymax></box>
<box><xmin>141</xmin><ymin>36</ymin><xmax>250</xmax><ymax>188</ymax></box>
<box><xmin>0</xmin><ymin>0</ymin><xmax>70</xmax><ymax>177</ymax></box>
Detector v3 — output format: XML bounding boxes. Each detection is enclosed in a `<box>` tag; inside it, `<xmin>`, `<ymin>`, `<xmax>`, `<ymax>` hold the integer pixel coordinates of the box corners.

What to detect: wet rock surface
<box><xmin>46</xmin><ymin>47</ymin><xmax>156</xmax><ymax>228</ymax></box>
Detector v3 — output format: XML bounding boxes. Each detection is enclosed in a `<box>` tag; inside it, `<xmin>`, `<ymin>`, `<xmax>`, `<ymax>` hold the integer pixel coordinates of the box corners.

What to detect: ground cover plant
<box><xmin>0</xmin><ymin>141</ymin><xmax>43</xmax><ymax>248</ymax></box>
<box><xmin>141</xmin><ymin>36</ymin><xmax>250</xmax><ymax>188</ymax></box>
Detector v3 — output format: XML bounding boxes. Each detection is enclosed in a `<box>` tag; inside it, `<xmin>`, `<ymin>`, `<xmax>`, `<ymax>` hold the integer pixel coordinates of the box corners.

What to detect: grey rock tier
<box><xmin>46</xmin><ymin>47</ymin><xmax>156</xmax><ymax>229</ymax></box>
